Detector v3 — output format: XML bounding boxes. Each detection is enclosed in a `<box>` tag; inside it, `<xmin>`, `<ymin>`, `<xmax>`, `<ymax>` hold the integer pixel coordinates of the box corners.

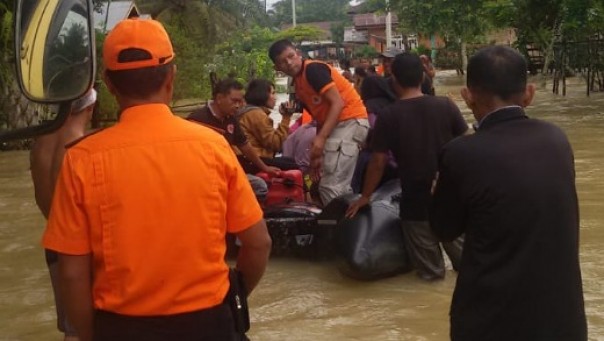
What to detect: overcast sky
<box><xmin>265</xmin><ymin>0</ymin><xmax>361</xmax><ymax>10</ymax></box>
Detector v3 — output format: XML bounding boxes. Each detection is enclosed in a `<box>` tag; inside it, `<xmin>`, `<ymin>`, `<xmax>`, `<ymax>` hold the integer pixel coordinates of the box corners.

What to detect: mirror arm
<box><xmin>0</xmin><ymin>102</ymin><xmax>71</xmax><ymax>143</ymax></box>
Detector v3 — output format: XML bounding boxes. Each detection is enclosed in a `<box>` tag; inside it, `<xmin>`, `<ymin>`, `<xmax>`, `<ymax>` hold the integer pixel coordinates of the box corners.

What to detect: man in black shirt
<box><xmin>346</xmin><ymin>52</ymin><xmax>468</xmax><ymax>281</ymax></box>
<box><xmin>188</xmin><ymin>78</ymin><xmax>279</xmax><ymax>201</ymax></box>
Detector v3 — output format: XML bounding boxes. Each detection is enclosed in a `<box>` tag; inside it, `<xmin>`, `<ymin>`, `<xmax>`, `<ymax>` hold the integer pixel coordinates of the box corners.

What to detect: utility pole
<box><xmin>103</xmin><ymin>0</ymin><xmax>112</xmax><ymax>33</ymax></box>
<box><xmin>292</xmin><ymin>0</ymin><xmax>297</xmax><ymax>27</ymax></box>
<box><xmin>385</xmin><ymin>0</ymin><xmax>392</xmax><ymax>48</ymax></box>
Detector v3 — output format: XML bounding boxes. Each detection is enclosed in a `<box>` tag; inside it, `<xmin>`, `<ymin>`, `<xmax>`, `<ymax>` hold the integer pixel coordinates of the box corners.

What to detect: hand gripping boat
<box><xmin>318</xmin><ymin>179</ymin><xmax>412</xmax><ymax>280</ymax></box>
<box><xmin>228</xmin><ymin>178</ymin><xmax>411</xmax><ymax>278</ymax></box>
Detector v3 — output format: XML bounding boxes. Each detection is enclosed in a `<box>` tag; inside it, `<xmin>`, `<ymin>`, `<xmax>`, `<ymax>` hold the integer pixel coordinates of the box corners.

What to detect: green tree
<box><xmin>209</xmin><ymin>26</ymin><xmax>277</xmax><ymax>86</ymax></box>
<box><xmin>0</xmin><ymin>0</ymin><xmax>43</xmax><ymax>137</ymax></box>
<box><xmin>587</xmin><ymin>0</ymin><xmax>604</xmax><ymax>34</ymax></box>
<box><xmin>330</xmin><ymin>21</ymin><xmax>346</xmax><ymax>59</ymax></box>
<box><xmin>0</xmin><ymin>1</ymin><xmax>13</xmax><ymax>129</ymax></box>
<box><xmin>269</xmin><ymin>0</ymin><xmax>350</xmax><ymax>27</ymax></box>
<box><xmin>140</xmin><ymin>0</ymin><xmax>268</xmax><ymax>29</ymax></box>
<box><xmin>129</xmin><ymin>1</ymin><xmax>271</xmax><ymax>104</ymax></box>
<box><xmin>330</xmin><ymin>21</ymin><xmax>345</xmax><ymax>46</ymax></box>
<box><xmin>353</xmin><ymin>0</ymin><xmax>388</xmax><ymax>13</ymax></box>
<box><xmin>276</xmin><ymin>24</ymin><xmax>325</xmax><ymax>43</ymax></box>
<box><xmin>355</xmin><ymin>44</ymin><xmax>378</xmax><ymax>58</ymax></box>
<box><xmin>163</xmin><ymin>21</ymin><xmax>209</xmax><ymax>101</ymax></box>
<box><xmin>484</xmin><ymin>0</ymin><xmax>602</xmax><ymax>74</ymax></box>
<box><xmin>391</xmin><ymin>0</ymin><xmax>493</xmax><ymax>70</ymax></box>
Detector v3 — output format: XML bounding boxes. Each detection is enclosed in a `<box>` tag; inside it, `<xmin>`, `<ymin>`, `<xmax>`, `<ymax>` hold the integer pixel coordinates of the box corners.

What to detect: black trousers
<box><xmin>94</xmin><ymin>303</ymin><xmax>246</xmax><ymax>341</ymax></box>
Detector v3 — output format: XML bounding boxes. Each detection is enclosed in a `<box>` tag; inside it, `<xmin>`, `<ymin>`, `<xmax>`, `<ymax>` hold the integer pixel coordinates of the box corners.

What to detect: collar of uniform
<box><xmin>208</xmin><ymin>100</ymin><xmax>230</xmax><ymax>122</ymax></box>
<box><xmin>298</xmin><ymin>59</ymin><xmax>308</xmax><ymax>77</ymax></box>
<box><xmin>119</xmin><ymin>103</ymin><xmax>173</xmax><ymax>123</ymax></box>
<box><xmin>476</xmin><ymin>106</ymin><xmax>527</xmax><ymax>131</ymax></box>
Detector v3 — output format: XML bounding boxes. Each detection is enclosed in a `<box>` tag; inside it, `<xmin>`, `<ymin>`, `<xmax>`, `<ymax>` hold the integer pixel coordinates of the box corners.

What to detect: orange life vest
<box><xmin>294</xmin><ymin>60</ymin><xmax>367</xmax><ymax>125</ymax></box>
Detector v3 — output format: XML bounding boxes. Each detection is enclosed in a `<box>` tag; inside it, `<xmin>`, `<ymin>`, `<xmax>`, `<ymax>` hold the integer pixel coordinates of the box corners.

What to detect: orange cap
<box><xmin>103</xmin><ymin>18</ymin><xmax>174</xmax><ymax>71</ymax></box>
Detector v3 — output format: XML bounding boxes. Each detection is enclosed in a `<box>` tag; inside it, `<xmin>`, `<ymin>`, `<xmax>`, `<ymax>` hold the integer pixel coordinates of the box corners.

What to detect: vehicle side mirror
<box><xmin>0</xmin><ymin>0</ymin><xmax>95</xmax><ymax>143</ymax></box>
<box><xmin>17</xmin><ymin>0</ymin><xmax>94</xmax><ymax>102</ymax></box>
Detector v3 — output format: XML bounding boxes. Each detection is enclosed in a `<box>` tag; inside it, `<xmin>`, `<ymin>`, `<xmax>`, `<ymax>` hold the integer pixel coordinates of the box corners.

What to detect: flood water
<box><xmin>1</xmin><ymin>72</ymin><xmax>603</xmax><ymax>340</ymax></box>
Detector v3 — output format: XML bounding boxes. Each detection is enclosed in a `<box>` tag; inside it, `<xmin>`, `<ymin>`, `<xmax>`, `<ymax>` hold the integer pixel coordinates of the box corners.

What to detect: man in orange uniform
<box><xmin>42</xmin><ymin>18</ymin><xmax>271</xmax><ymax>341</ymax></box>
<box><xmin>269</xmin><ymin>39</ymin><xmax>369</xmax><ymax>205</ymax></box>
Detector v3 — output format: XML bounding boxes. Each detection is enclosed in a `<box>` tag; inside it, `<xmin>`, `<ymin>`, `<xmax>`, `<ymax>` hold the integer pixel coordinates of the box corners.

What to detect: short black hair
<box><xmin>269</xmin><ymin>39</ymin><xmax>295</xmax><ymax>62</ymax></box>
<box><xmin>212</xmin><ymin>78</ymin><xmax>244</xmax><ymax>99</ymax></box>
<box><xmin>467</xmin><ymin>45</ymin><xmax>527</xmax><ymax>100</ymax></box>
<box><xmin>391</xmin><ymin>52</ymin><xmax>424</xmax><ymax>88</ymax></box>
<box><xmin>354</xmin><ymin>66</ymin><xmax>367</xmax><ymax>78</ymax></box>
<box><xmin>361</xmin><ymin>75</ymin><xmax>393</xmax><ymax>101</ymax></box>
<box><xmin>245</xmin><ymin>79</ymin><xmax>274</xmax><ymax>107</ymax></box>
<box><xmin>105</xmin><ymin>49</ymin><xmax>172</xmax><ymax>100</ymax></box>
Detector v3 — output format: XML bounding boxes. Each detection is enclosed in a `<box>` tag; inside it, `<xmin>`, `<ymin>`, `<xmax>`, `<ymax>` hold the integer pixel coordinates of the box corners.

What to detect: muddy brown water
<box><xmin>1</xmin><ymin>72</ymin><xmax>603</xmax><ymax>340</ymax></box>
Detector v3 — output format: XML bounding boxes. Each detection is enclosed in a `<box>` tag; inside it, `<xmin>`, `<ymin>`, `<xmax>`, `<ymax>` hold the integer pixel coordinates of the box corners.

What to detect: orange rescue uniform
<box><xmin>43</xmin><ymin>104</ymin><xmax>263</xmax><ymax>316</ymax></box>
<box><xmin>294</xmin><ymin>60</ymin><xmax>367</xmax><ymax>124</ymax></box>
<box><xmin>301</xmin><ymin>109</ymin><xmax>313</xmax><ymax>124</ymax></box>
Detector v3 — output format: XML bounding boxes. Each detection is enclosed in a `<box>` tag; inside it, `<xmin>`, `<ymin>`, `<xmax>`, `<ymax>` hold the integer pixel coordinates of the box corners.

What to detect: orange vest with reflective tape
<box><xmin>294</xmin><ymin>60</ymin><xmax>367</xmax><ymax>125</ymax></box>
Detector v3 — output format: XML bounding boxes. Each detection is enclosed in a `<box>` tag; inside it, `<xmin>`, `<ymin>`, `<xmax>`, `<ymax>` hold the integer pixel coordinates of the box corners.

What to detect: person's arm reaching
<box><xmin>239</xmin><ymin>142</ymin><xmax>280</xmax><ymax>175</ymax></box>
<box><xmin>424</xmin><ymin>64</ymin><xmax>436</xmax><ymax>79</ymax></box>
<box><xmin>345</xmin><ymin>151</ymin><xmax>388</xmax><ymax>218</ymax></box>
<box><xmin>421</xmin><ymin>56</ymin><xmax>436</xmax><ymax>78</ymax></box>
<box><xmin>58</xmin><ymin>253</ymin><xmax>94</xmax><ymax>341</ymax></box>
<box><xmin>234</xmin><ymin>219</ymin><xmax>271</xmax><ymax>295</ymax></box>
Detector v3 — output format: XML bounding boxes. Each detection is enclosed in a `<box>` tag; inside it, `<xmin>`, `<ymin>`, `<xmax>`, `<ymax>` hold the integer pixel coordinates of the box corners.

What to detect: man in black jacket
<box><xmin>430</xmin><ymin>45</ymin><xmax>587</xmax><ymax>340</ymax></box>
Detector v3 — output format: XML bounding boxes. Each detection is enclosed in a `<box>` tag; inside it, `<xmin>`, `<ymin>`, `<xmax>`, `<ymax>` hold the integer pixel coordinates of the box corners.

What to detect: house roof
<box><xmin>353</xmin><ymin>13</ymin><xmax>399</xmax><ymax>28</ymax></box>
<box><xmin>93</xmin><ymin>1</ymin><xmax>140</xmax><ymax>33</ymax></box>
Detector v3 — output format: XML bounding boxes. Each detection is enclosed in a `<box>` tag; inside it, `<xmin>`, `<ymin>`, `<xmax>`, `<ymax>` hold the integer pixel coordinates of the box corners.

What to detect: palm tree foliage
<box><xmin>132</xmin><ymin>0</ymin><xmax>272</xmax><ymax>102</ymax></box>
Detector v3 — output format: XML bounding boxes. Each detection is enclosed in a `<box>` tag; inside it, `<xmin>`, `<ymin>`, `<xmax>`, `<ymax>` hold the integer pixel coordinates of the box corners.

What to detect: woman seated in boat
<box><xmin>238</xmin><ymin>79</ymin><xmax>298</xmax><ymax>173</ymax></box>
